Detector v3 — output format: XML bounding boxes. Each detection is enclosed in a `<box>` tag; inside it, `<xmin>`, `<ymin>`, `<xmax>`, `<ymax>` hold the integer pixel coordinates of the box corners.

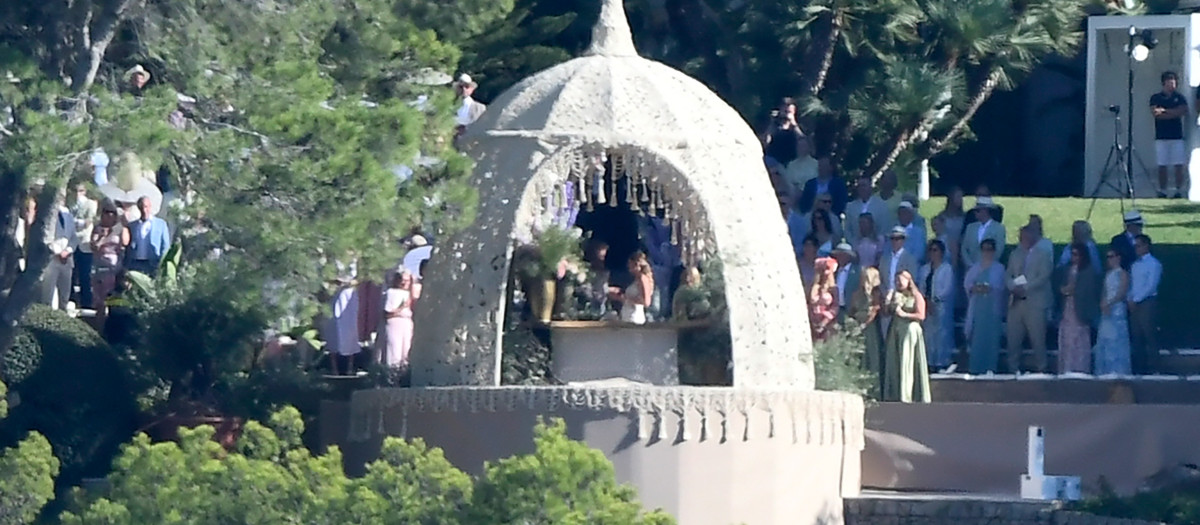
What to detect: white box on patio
<box><xmin>1021</xmin><ymin>474</ymin><xmax>1082</xmax><ymax>501</ymax></box>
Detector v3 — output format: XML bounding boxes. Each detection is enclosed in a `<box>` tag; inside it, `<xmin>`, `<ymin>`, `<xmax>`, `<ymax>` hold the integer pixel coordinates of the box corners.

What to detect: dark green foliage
<box><xmin>0</xmin><ymin>379</ymin><xmax>60</xmax><ymax>525</ymax></box>
<box><xmin>467</xmin><ymin>418</ymin><xmax>675</xmax><ymax>525</ymax></box>
<box><xmin>501</xmin><ymin>325</ymin><xmax>556</xmax><ymax>386</ymax></box>
<box><xmin>60</xmin><ymin>412</ymin><xmax>673</xmax><ymax>524</ymax></box>
<box><xmin>1074</xmin><ymin>477</ymin><xmax>1200</xmax><ymax>524</ymax></box>
<box><xmin>129</xmin><ymin>268</ymin><xmax>268</xmax><ymax>413</ymax></box>
<box><xmin>1</xmin><ymin>330</ymin><xmax>40</xmax><ymax>386</ymax></box>
<box><xmin>0</xmin><ymin>305</ymin><xmax>138</xmax><ymax>489</ymax></box>
<box><xmin>813</xmin><ymin>319</ymin><xmax>878</xmax><ymax>400</ymax></box>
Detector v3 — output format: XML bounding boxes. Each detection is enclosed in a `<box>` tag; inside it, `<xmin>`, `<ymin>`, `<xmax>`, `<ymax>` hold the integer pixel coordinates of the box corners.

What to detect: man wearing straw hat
<box><xmin>454</xmin><ymin>74</ymin><xmax>486</xmax><ymax>128</ymax></box>
<box><xmin>831</xmin><ymin>242</ymin><xmax>860</xmax><ymax>321</ymax></box>
<box><xmin>125</xmin><ymin>65</ymin><xmax>151</xmax><ymax>95</ymax></box>
<box><xmin>961</xmin><ymin>196</ymin><xmax>1006</xmax><ymax>268</ymax></box>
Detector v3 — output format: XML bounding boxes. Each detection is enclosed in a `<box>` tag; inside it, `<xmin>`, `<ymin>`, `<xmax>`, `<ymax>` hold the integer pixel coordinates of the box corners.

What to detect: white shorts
<box><xmin>1155</xmin><ymin>139</ymin><xmax>1187</xmax><ymax>166</ymax></box>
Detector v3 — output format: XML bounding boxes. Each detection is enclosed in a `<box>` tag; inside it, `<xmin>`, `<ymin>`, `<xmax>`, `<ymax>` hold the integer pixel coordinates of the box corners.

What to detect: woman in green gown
<box><xmin>849</xmin><ymin>267</ymin><xmax>885</xmax><ymax>397</ymax></box>
<box><xmin>882</xmin><ymin>270</ymin><xmax>932</xmax><ymax>403</ymax></box>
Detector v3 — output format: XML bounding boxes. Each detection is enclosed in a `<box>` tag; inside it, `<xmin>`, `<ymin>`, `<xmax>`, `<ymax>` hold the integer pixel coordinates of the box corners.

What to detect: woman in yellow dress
<box><xmin>848</xmin><ymin>267</ymin><xmax>885</xmax><ymax>396</ymax></box>
<box><xmin>882</xmin><ymin>270</ymin><xmax>932</xmax><ymax>403</ymax></box>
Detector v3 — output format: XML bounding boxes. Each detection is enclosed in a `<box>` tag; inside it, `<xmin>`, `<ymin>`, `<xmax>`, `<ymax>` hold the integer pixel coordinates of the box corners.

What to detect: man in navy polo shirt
<box><xmin>1149</xmin><ymin>71</ymin><xmax>1189</xmax><ymax>199</ymax></box>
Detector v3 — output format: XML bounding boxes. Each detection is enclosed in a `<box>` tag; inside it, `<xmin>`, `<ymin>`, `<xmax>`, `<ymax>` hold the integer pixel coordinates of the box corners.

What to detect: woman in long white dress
<box><xmin>1094</xmin><ymin>248</ymin><xmax>1132</xmax><ymax>375</ymax></box>
<box><xmin>612</xmin><ymin>251</ymin><xmax>654</xmax><ymax>325</ymax></box>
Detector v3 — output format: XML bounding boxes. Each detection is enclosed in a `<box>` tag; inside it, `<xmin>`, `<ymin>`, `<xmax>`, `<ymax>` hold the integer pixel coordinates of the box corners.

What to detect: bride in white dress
<box><xmin>612</xmin><ymin>251</ymin><xmax>655</xmax><ymax>324</ymax></box>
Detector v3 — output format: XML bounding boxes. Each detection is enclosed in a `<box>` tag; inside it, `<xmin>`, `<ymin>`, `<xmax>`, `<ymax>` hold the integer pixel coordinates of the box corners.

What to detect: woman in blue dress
<box><xmin>1093</xmin><ymin>248</ymin><xmax>1133</xmax><ymax>375</ymax></box>
<box><xmin>963</xmin><ymin>239</ymin><xmax>1007</xmax><ymax>374</ymax></box>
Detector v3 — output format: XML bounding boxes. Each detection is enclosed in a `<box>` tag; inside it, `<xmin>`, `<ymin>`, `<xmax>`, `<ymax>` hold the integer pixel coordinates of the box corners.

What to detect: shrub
<box><xmin>468</xmin><ymin>418</ymin><xmax>675</xmax><ymax>525</ymax></box>
<box><xmin>0</xmin><ymin>379</ymin><xmax>60</xmax><ymax>525</ymax></box>
<box><xmin>0</xmin><ymin>305</ymin><xmax>138</xmax><ymax>490</ymax></box>
<box><xmin>1</xmin><ymin>329</ymin><xmax>40</xmax><ymax>386</ymax></box>
<box><xmin>1073</xmin><ymin>477</ymin><xmax>1200</xmax><ymax>524</ymax></box>
<box><xmin>813</xmin><ymin>319</ymin><xmax>878</xmax><ymax>400</ymax></box>
<box><xmin>60</xmin><ymin>411</ymin><xmax>673</xmax><ymax>524</ymax></box>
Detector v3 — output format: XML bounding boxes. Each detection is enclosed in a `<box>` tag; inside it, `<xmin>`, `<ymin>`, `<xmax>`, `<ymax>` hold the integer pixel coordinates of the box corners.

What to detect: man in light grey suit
<box><xmin>42</xmin><ymin>193</ymin><xmax>78</xmax><ymax>310</ymax></box>
<box><xmin>844</xmin><ymin>175</ymin><xmax>890</xmax><ymax>243</ymax></box>
<box><xmin>961</xmin><ymin>196</ymin><xmax>1006</xmax><ymax>267</ymax></box>
<box><xmin>1005</xmin><ymin>225</ymin><xmax>1055</xmax><ymax>373</ymax></box>
<box><xmin>896</xmin><ymin>201</ymin><xmax>928</xmax><ymax>265</ymax></box>
<box><xmin>880</xmin><ymin>225</ymin><xmax>919</xmax><ymax>292</ymax></box>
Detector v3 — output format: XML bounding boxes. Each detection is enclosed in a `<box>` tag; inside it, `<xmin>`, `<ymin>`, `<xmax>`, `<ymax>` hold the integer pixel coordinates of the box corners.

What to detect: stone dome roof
<box><xmin>412</xmin><ymin>0</ymin><xmax>812</xmax><ymax>390</ymax></box>
<box><xmin>463</xmin><ymin>0</ymin><xmax>757</xmax><ymax>151</ymax></box>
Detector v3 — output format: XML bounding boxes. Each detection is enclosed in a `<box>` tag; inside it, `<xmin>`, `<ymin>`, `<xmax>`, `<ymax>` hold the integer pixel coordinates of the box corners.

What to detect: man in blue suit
<box><xmin>796</xmin><ymin>157</ymin><xmax>848</xmax><ymax>217</ymax></box>
<box><xmin>1110</xmin><ymin>210</ymin><xmax>1143</xmax><ymax>270</ymax></box>
<box><xmin>125</xmin><ymin>196</ymin><xmax>170</xmax><ymax>275</ymax></box>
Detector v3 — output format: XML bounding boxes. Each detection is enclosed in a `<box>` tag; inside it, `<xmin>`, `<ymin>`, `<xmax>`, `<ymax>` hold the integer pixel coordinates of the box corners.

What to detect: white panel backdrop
<box><xmin>1085</xmin><ymin>15</ymin><xmax>1199</xmax><ymax>201</ymax></box>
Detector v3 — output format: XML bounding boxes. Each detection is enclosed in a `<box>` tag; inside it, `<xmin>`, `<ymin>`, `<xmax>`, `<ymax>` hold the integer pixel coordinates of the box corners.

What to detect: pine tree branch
<box><xmin>798</xmin><ymin>10</ymin><xmax>842</xmax><ymax>96</ymax></box>
<box><xmin>69</xmin><ymin>0</ymin><xmax>146</xmax><ymax>94</ymax></box>
<box><xmin>863</xmin><ymin>127</ymin><xmax>915</xmax><ymax>183</ymax></box>
<box><xmin>919</xmin><ymin>66</ymin><xmax>1003</xmax><ymax>159</ymax></box>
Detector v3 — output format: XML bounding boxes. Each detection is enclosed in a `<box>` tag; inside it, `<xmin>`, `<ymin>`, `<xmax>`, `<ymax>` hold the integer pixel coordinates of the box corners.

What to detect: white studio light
<box><xmin>1132</xmin><ymin>44</ymin><xmax>1151</xmax><ymax>62</ymax></box>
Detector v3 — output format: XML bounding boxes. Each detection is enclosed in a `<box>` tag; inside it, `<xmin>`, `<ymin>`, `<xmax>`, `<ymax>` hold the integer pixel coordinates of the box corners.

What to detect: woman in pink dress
<box><xmin>809</xmin><ymin>257</ymin><xmax>840</xmax><ymax>341</ymax></box>
<box><xmin>383</xmin><ymin>271</ymin><xmax>421</xmax><ymax>369</ymax></box>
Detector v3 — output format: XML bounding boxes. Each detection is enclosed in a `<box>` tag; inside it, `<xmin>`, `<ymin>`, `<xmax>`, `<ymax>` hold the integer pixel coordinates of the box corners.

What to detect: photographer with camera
<box><xmin>762</xmin><ymin>97</ymin><xmax>805</xmax><ymax>165</ymax></box>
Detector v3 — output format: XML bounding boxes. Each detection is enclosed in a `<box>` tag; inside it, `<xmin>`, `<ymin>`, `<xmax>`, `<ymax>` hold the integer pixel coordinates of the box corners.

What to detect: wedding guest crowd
<box><xmin>762</xmin><ymin>114</ymin><xmax>1168</xmax><ymax>401</ymax></box>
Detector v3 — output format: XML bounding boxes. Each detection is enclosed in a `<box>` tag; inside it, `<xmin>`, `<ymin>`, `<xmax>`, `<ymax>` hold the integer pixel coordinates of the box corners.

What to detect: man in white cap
<box><xmin>896</xmin><ymin>200</ymin><xmax>927</xmax><ymax>265</ymax></box>
<box><xmin>1110</xmin><ymin>210</ymin><xmax>1144</xmax><ymax>270</ymax></box>
<box><xmin>454</xmin><ymin>74</ymin><xmax>486</xmax><ymax>130</ymax></box>
<box><xmin>881</xmin><ymin>225</ymin><xmax>918</xmax><ymax>292</ymax></box>
<box><xmin>961</xmin><ymin>196</ymin><xmax>1006</xmax><ymax>268</ymax></box>
<box><xmin>831</xmin><ymin>242</ymin><xmax>860</xmax><ymax>321</ymax></box>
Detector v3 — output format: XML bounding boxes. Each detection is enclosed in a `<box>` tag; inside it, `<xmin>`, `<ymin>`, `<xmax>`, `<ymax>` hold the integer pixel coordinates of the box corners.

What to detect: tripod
<box><xmin>1087</xmin><ymin>106</ymin><xmax>1153</xmax><ymax>220</ymax></box>
<box><xmin>1088</xmin><ymin>27</ymin><xmax>1157</xmax><ymax>220</ymax></box>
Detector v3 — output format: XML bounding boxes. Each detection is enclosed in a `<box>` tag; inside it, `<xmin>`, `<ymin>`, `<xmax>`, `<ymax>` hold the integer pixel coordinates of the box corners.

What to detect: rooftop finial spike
<box><xmin>585</xmin><ymin>0</ymin><xmax>638</xmax><ymax>57</ymax></box>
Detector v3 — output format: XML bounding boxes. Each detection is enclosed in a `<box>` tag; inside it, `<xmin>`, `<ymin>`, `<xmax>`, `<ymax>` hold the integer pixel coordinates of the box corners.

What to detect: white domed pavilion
<box><xmin>334</xmin><ymin>1</ymin><xmax>864</xmax><ymax>523</ymax></box>
<box><xmin>410</xmin><ymin>0</ymin><xmax>813</xmax><ymax>389</ymax></box>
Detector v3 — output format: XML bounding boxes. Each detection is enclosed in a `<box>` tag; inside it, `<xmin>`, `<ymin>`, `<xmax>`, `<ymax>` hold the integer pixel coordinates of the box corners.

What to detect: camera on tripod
<box><xmin>1107</xmin><ymin>104</ymin><xmax>1120</xmax><ymax>115</ymax></box>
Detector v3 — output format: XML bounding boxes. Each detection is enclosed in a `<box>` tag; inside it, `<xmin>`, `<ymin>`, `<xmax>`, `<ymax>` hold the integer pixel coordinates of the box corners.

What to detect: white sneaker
<box><xmin>939</xmin><ymin>363</ymin><xmax>958</xmax><ymax>374</ymax></box>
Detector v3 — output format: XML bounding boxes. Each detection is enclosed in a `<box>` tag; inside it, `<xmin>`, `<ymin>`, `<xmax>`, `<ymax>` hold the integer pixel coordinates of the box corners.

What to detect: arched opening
<box><xmin>500</xmin><ymin>145</ymin><xmax>732</xmax><ymax>386</ymax></box>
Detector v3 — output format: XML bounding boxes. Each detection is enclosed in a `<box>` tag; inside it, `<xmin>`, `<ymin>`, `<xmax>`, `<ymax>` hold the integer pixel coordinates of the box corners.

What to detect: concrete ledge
<box><xmin>845</xmin><ymin>492</ymin><xmax>1164</xmax><ymax>525</ymax></box>
<box><xmin>864</xmin><ymin>403</ymin><xmax>1200</xmax><ymax>495</ymax></box>
<box><xmin>324</xmin><ymin>386</ymin><xmax>864</xmax><ymax>525</ymax></box>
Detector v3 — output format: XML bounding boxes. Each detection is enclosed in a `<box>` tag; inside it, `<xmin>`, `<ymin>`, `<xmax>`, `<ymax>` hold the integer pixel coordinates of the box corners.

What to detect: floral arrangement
<box><xmin>513</xmin><ymin>226</ymin><xmax>587</xmax><ymax>283</ymax></box>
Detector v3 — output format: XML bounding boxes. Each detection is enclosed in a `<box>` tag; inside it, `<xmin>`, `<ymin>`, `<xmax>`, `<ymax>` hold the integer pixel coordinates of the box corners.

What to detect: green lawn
<box><xmin>917</xmin><ymin>196</ymin><xmax>1200</xmax><ymax>348</ymax></box>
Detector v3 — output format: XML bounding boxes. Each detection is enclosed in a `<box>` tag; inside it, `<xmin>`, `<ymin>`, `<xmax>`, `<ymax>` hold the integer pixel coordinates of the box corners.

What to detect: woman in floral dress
<box><xmin>1093</xmin><ymin>249</ymin><xmax>1132</xmax><ymax>375</ymax></box>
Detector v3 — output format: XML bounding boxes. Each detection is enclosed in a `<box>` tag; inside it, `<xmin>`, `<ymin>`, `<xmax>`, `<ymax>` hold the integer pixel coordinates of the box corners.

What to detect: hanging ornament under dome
<box><xmin>525</xmin><ymin>146</ymin><xmax>714</xmax><ymax>267</ymax></box>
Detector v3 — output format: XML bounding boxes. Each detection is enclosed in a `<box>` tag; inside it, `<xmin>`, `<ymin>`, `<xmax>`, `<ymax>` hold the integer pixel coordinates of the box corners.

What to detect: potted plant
<box><xmin>512</xmin><ymin>227</ymin><xmax>586</xmax><ymax>322</ymax></box>
<box><xmin>126</xmin><ymin>263</ymin><xmax>270</xmax><ymax>447</ymax></box>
